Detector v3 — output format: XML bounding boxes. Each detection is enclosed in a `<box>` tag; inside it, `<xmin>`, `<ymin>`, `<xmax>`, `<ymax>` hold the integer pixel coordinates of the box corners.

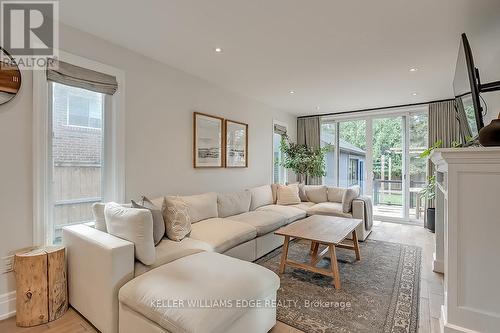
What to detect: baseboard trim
<box><xmin>0</xmin><ymin>291</ymin><xmax>16</xmax><ymax>321</ymax></box>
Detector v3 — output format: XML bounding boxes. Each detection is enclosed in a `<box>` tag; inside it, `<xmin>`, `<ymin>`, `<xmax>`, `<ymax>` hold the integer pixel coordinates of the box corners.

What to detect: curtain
<box><xmin>297</xmin><ymin>117</ymin><xmax>322</xmax><ymax>185</ymax></box>
<box><xmin>47</xmin><ymin>59</ymin><xmax>118</xmax><ymax>95</ymax></box>
<box><xmin>426</xmin><ymin>100</ymin><xmax>462</xmax><ymax>208</ymax></box>
<box><xmin>454</xmin><ymin>97</ymin><xmax>473</xmax><ymax>140</ymax></box>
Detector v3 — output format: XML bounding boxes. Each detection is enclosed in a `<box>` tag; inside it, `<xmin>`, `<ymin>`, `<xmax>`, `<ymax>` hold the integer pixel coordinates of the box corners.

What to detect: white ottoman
<box><xmin>118</xmin><ymin>252</ymin><xmax>280</xmax><ymax>333</ymax></box>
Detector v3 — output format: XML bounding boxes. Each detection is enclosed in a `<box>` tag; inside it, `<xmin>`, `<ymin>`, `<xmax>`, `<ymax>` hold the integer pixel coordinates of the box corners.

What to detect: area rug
<box><xmin>256</xmin><ymin>239</ymin><xmax>421</xmax><ymax>333</ymax></box>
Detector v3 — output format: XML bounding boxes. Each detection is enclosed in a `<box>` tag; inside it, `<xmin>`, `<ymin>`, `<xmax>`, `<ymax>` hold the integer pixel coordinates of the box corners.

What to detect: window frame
<box><xmin>33</xmin><ymin>50</ymin><xmax>125</xmax><ymax>245</ymax></box>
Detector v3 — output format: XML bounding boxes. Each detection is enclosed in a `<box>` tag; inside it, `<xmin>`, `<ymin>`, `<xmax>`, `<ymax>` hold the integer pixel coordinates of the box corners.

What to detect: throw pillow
<box><xmin>131</xmin><ymin>196</ymin><xmax>166</xmax><ymax>246</ymax></box>
<box><xmin>217</xmin><ymin>191</ymin><xmax>251</xmax><ymax>218</ymax></box>
<box><xmin>104</xmin><ymin>202</ymin><xmax>155</xmax><ymax>265</ymax></box>
<box><xmin>304</xmin><ymin>185</ymin><xmax>328</xmax><ymax>203</ymax></box>
<box><xmin>342</xmin><ymin>186</ymin><xmax>361</xmax><ymax>213</ymax></box>
<box><xmin>163</xmin><ymin>196</ymin><xmax>192</xmax><ymax>241</ymax></box>
<box><xmin>327</xmin><ymin>186</ymin><xmax>346</xmax><ymax>203</ymax></box>
<box><xmin>276</xmin><ymin>184</ymin><xmax>301</xmax><ymax>205</ymax></box>
<box><xmin>92</xmin><ymin>202</ymin><xmax>107</xmax><ymax>232</ymax></box>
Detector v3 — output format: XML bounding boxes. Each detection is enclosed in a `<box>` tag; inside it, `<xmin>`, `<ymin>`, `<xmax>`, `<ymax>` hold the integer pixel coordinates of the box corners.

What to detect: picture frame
<box><xmin>225</xmin><ymin>119</ymin><xmax>248</xmax><ymax>168</ymax></box>
<box><xmin>193</xmin><ymin>112</ymin><xmax>224</xmax><ymax>168</ymax></box>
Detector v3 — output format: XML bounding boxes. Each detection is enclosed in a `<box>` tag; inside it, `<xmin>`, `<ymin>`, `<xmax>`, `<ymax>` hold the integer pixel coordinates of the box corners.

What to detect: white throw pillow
<box><xmin>217</xmin><ymin>191</ymin><xmax>251</xmax><ymax>218</ymax></box>
<box><xmin>249</xmin><ymin>185</ymin><xmax>274</xmax><ymax>210</ymax></box>
<box><xmin>342</xmin><ymin>186</ymin><xmax>360</xmax><ymax>213</ymax></box>
<box><xmin>92</xmin><ymin>202</ymin><xmax>107</xmax><ymax>232</ymax></box>
<box><xmin>304</xmin><ymin>185</ymin><xmax>328</xmax><ymax>203</ymax></box>
<box><xmin>163</xmin><ymin>196</ymin><xmax>192</xmax><ymax>241</ymax></box>
<box><xmin>276</xmin><ymin>184</ymin><xmax>301</xmax><ymax>205</ymax></box>
<box><xmin>327</xmin><ymin>186</ymin><xmax>346</xmax><ymax>203</ymax></box>
<box><xmin>104</xmin><ymin>202</ymin><xmax>156</xmax><ymax>265</ymax></box>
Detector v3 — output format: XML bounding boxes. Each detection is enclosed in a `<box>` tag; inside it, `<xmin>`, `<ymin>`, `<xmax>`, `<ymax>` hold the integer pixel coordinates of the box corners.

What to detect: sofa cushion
<box><xmin>131</xmin><ymin>197</ymin><xmax>165</xmax><ymax>246</ymax></box>
<box><xmin>291</xmin><ymin>201</ymin><xmax>316</xmax><ymax>211</ymax></box>
<box><xmin>307</xmin><ymin>202</ymin><xmax>353</xmax><ymax>218</ymax></box>
<box><xmin>104</xmin><ymin>202</ymin><xmax>156</xmax><ymax>265</ymax></box>
<box><xmin>276</xmin><ymin>184</ymin><xmax>301</xmax><ymax>205</ymax></box>
<box><xmin>227</xmin><ymin>211</ymin><xmax>286</xmax><ymax>236</ymax></box>
<box><xmin>327</xmin><ymin>186</ymin><xmax>346</xmax><ymax>203</ymax></box>
<box><xmin>342</xmin><ymin>186</ymin><xmax>360</xmax><ymax>213</ymax></box>
<box><xmin>163</xmin><ymin>196</ymin><xmax>192</xmax><ymax>241</ymax></box>
<box><xmin>165</xmin><ymin>192</ymin><xmax>218</xmax><ymax>224</ymax></box>
<box><xmin>119</xmin><ymin>252</ymin><xmax>280</xmax><ymax>333</ymax></box>
<box><xmin>189</xmin><ymin>218</ymin><xmax>257</xmax><ymax>253</ymax></box>
<box><xmin>256</xmin><ymin>204</ymin><xmax>307</xmax><ymax>224</ymax></box>
<box><xmin>271</xmin><ymin>183</ymin><xmax>279</xmax><ymax>204</ymax></box>
<box><xmin>217</xmin><ymin>190</ymin><xmax>251</xmax><ymax>218</ymax></box>
<box><xmin>134</xmin><ymin>237</ymin><xmax>212</xmax><ymax>276</ymax></box>
<box><xmin>304</xmin><ymin>185</ymin><xmax>328</xmax><ymax>203</ymax></box>
<box><xmin>298</xmin><ymin>183</ymin><xmax>308</xmax><ymax>201</ymax></box>
<box><xmin>92</xmin><ymin>202</ymin><xmax>107</xmax><ymax>232</ymax></box>
<box><xmin>249</xmin><ymin>185</ymin><xmax>274</xmax><ymax>210</ymax></box>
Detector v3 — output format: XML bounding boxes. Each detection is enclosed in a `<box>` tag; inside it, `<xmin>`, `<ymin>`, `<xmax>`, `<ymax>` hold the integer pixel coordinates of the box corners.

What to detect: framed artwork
<box><xmin>225</xmin><ymin>119</ymin><xmax>248</xmax><ymax>168</ymax></box>
<box><xmin>193</xmin><ymin>112</ymin><xmax>224</xmax><ymax>168</ymax></box>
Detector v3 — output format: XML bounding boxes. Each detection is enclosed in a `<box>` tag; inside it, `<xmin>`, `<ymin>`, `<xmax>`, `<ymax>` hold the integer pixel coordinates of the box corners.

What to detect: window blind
<box><xmin>46</xmin><ymin>58</ymin><xmax>118</xmax><ymax>95</ymax></box>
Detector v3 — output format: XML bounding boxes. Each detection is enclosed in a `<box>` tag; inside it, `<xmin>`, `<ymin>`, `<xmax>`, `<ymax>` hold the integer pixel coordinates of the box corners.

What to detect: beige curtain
<box><xmin>427</xmin><ymin>100</ymin><xmax>462</xmax><ymax>208</ymax></box>
<box><xmin>297</xmin><ymin>117</ymin><xmax>322</xmax><ymax>185</ymax></box>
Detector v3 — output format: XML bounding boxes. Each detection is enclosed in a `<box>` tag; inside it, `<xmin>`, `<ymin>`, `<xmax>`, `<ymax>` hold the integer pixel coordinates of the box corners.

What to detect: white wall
<box><xmin>0</xmin><ymin>24</ymin><xmax>296</xmax><ymax>298</ymax></box>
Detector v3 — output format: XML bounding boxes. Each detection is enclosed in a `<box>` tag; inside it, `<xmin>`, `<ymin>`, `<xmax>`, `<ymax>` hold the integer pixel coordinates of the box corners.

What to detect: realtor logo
<box><xmin>1</xmin><ymin>1</ymin><xmax>59</xmax><ymax>68</ymax></box>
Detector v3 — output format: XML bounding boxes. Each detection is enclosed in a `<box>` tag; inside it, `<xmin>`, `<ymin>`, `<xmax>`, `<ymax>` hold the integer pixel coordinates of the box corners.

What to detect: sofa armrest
<box><xmin>352</xmin><ymin>199</ymin><xmax>365</xmax><ymax>221</ymax></box>
<box><xmin>63</xmin><ymin>224</ymin><xmax>135</xmax><ymax>333</ymax></box>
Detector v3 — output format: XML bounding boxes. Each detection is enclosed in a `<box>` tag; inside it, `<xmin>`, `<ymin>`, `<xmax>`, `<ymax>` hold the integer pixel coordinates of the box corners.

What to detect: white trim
<box><xmin>33</xmin><ymin>50</ymin><xmax>126</xmax><ymax>245</ymax></box>
<box><xmin>0</xmin><ymin>291</ymin><xmax>16</xmax><ymax>320</ymax></box>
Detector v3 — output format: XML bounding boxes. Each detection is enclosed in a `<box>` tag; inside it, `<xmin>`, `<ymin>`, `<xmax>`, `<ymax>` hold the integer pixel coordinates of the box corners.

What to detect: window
<box><xmin>320</xmin><ymin>121</ymin><xmax>336</xmax><ymax>185</ymax></box>
<box><xmin>67</xmin><ymin>92</ymin><xmax>103</xmax><ymax>128</ymax></box>
<box><xmin>273</xmin><ymin>122</ymin><xmax>288</xmax><ymax>184</ymax></box>
<box><xmin>51</xmin><ymin>83</ymin><xmax>105</xmax><ymax>243</ymax></box>
<box><xmin>33</xmin><ymin>53</ymin><xmax>124</xmax><ymax>245</ymax></box>
<box><xmin>349</xmin><ymin>158</ymin><xmax>359</xmax><ymax>186</ymax></box>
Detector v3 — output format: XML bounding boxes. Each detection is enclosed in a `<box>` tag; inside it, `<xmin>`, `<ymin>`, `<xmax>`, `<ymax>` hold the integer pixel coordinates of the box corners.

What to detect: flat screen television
<box><xmin>453</xmin><ymin>33</ymin><xmax>484</xmax><ymax>139</ymax></box>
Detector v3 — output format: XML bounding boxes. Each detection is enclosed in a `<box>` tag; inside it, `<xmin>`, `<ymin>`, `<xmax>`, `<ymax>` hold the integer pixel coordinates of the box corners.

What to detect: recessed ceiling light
<box><xmin>412</xmin><ymin>92</ymin><xmax>418</xmax><ymax>96</ymax></box>
<box><xmin>409</xmin><ymin>68</ymin><xmax>418</xmax><ymax>72</ymax></box>
<box><xmin>214</xmin><ymin>47</ymin><xmax>222</xmax><ymax>53</ymax></box>
<box><xmin>289</xmin><ymin>91</ymin><xmax>295</xmax><ymax>94</ymax></box>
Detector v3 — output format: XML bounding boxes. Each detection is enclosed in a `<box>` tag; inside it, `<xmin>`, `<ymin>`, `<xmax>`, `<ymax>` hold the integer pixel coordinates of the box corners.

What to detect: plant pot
<box><xmin>425</xmin><ymin>208</ymin><xmax>435</xmax><ymax>233</ymax></box>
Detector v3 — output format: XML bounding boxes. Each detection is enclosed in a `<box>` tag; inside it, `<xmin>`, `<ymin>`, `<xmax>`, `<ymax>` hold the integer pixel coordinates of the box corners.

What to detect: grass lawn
<box><xmin>379</xmin><ymin>193</ymin><xmax>402</xmax><ymax>205</ymax></box>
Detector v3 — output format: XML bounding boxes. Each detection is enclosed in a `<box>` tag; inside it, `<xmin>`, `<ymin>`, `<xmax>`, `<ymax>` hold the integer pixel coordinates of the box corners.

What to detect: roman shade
<box><xmin>46</xmin><ymin>59</ymin><xmax>118</xmax><ymax>95</ymax></box>
<box><xmin>274</xmin><ymin>123</ymin><xmax>287</xmax><ymax>136</ymax></box>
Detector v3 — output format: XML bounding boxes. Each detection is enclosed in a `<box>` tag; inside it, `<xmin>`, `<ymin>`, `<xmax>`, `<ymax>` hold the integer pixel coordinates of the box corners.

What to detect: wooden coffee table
<box><xmin>275</xmin><ymin>215</ymin><xmax>362</xmax><ymax>289</ymax></box>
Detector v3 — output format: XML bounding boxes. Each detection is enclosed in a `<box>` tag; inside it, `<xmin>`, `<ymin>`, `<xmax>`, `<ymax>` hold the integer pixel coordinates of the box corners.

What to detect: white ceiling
<box><xmin>58</xmin><ymin>0</ymin><xmax>500</xmax><ymax>115</ymax></box>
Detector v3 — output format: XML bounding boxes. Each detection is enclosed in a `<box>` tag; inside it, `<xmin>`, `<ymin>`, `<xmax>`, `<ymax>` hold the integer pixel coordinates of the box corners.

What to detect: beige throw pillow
<box><xmin>131</xmin><ymin>196</ymin><xmax>166</xmax><ymax>246</ymax></box>
<box><xmin>276</xmin><ymin>184</ymin><xmax>301</xmax><ymax>205</ymax></box>
<box><xmin>163</xmin><ymin>196</ymin><xmax>192</xmax><ymax>241</ymax></box>
<box><xmin>104</xmin><ymin>202</ymin><xmax>156</xmax><ymax>265</ymax></box>
<box><xmin>342</xmin><ymin>186</ymin><xmax>360</xmax><ymax>213</ymax></box>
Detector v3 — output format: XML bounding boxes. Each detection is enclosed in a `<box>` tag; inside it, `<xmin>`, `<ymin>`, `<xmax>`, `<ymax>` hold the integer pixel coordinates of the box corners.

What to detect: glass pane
<box><xmin>51</xmin><ymin>83</ymin><xmax>104</xmax><ymax>243</ymax></box>
<box><xmin>338</xmin><ymin>120</ymin><xmax>366</xmax><ymax>193</ymax></box>
<box><xmin>372</xmin><ymin>117</ymin><xmax>403</xmax><ymax>218</ymax></box>
<box><xmin>409</xmin><ymin>113</ymin><xmax>428</xmax><ymax>220</ymax></box>
<box><xmin>273</xmin><ymin>132</ymin><xmax>285</xmax><ymax>184</ymax></box>
<box><xmin>320</xmin><ymin>121</ymin><xmax>336</xmax><ymax>185</ymax></box>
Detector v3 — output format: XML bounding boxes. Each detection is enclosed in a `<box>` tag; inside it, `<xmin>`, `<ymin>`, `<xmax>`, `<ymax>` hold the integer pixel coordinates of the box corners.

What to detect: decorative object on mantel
<box><xmin>225</xmin><ymin>119</ymin><xmax>248</xmax><ymax>168</ymax></box>
<box><xmin>478</xmin><ymin>113</ymin><xmax>500</xmax><ymax>147</ymax></box>
<box><xmin>193</xmin><ymin>112</ymin><xmax>224</xmax><ymax>168</ymax></box>
<box><xmin>0</xmin><ymin>47</ymin><xmax>22</xmax><ymax>105</ymax></box>
<box><xmin>279</xmin><ymin>134</ymin><xmax>328</xmax><ymax>183</ymax></box>
<box><xmin>13</xmin><ymin>246</ymin><xmax>68</xmax><ymax>327</ymax></box>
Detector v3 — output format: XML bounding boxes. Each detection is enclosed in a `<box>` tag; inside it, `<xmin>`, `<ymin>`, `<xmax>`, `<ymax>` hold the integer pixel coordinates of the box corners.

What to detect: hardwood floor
<box><xmin>0</xmin><ymin>221</ymin><xmax>442</xmax><ymax>333</ymax></box>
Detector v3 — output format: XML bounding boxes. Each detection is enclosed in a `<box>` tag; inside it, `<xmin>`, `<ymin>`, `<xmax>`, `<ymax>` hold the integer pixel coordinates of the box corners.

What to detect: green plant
<box><xmin>419</xmin><ymin>175</ymin><xmax>436</xmax><ymax>201</ymax></box>
<box><xmin>279</xmin><ymin>135</ymin><xmax>327</xmax><ymax>180</ymax></box>
<box><xmin>419</xmin><ymin>139</ymin><xmax>442</xmax><ymax>158</ymax></box>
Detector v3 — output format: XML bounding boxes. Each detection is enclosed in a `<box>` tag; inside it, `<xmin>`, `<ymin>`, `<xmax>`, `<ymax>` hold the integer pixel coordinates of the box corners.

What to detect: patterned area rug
<box><xmin>256</xmin><ymin>239</ymin><xmax>421</xmax><ymax>333</ymax></box>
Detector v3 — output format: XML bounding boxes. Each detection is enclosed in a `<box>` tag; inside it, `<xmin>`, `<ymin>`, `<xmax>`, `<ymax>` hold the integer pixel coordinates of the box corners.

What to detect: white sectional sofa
<box><xmin>62</xmin><ymin>184</ymin><xmax>372</xmax><ymax>333</ymax></box>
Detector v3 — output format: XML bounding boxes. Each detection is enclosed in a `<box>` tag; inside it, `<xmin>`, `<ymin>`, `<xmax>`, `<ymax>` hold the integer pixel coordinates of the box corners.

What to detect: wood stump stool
<box><xmin>13</xmin><ymin>246</ymin><xmax>68</xmax><ymax>327</ymax></box>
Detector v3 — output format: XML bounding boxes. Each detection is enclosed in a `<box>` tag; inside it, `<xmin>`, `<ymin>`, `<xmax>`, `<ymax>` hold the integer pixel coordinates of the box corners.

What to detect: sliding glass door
<box><xmin>320</xmin><ymin>108</ymin><xmax>428</xmax><ymax>223</ymax></box>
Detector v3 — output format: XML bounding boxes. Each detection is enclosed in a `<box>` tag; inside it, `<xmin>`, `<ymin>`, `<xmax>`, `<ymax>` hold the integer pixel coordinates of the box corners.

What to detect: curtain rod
<box><xmin>297</xmin><ymin>97</ymin><xmax>454</xmax><ymax>119</ymax></box>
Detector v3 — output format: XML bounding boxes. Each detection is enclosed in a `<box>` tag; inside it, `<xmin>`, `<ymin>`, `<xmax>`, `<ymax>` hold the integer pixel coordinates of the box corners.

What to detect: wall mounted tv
<box><xmin>453</xmin><ymin>33</ymin><xmax>500</xmax><ymax>139</ymax></box>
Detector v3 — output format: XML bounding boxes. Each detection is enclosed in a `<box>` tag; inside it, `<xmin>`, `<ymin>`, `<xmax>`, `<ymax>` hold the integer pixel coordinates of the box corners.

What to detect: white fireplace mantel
<box><xmin>430</xmin><ymin>147</ymin><xmax>500</xmax><ymax>333</ymax></box>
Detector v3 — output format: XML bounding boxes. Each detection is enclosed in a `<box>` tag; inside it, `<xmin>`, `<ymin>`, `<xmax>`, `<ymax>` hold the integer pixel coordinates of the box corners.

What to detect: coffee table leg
<box><xmin>310</xmin><ymin>241</ymin><xmax>319</xmax><ymax>264</ymax></box>
<box><xmin>328</xmin><ymin>244</ymin><xmax>341</xmax><ymax>289</ymax></box>
<box><xmin>352</xmin><ymin>230</ymin><xmax>361</xmax><ymax>261</ymax></box>
<box><xmin>279</xmin><ymin>236</ymin><xmax>290</xmax><ymax>274</ymax></box>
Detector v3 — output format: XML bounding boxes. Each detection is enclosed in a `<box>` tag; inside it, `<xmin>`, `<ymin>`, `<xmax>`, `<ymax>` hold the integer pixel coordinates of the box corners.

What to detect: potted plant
<box><xmin>279</xmin><ymin>135</ymin><xmax>328</xmax><ymax>183</ymax></box>
<box><xmin>418</xmin><ymin>140</ymin><xmax>442</xmax><ymax>232</ymax></box>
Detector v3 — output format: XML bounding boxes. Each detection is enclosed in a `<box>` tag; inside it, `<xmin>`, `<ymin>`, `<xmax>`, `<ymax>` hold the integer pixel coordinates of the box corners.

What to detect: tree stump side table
<box><xmin>13</xmin><ymin>246</ymin><xmax>68</xmax><ymax>327</ymax></box>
